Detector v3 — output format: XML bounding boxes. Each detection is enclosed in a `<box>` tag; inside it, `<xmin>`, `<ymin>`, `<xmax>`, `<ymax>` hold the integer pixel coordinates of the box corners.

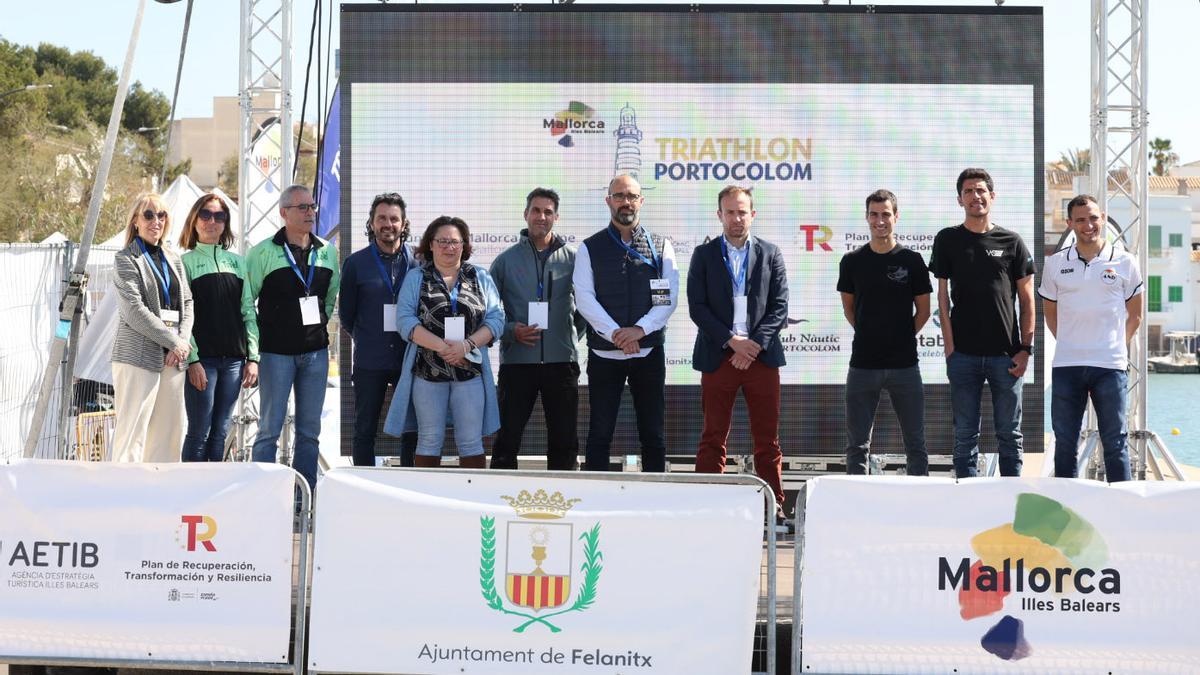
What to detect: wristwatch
<box><xmin>1014</xmin><ymin>344</ymin><xmax>1034</xmax><ymax>356</ymax></box>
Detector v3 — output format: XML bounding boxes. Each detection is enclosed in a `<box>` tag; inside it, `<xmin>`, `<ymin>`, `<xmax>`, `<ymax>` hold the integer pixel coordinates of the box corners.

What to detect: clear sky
<box><xmin>3</xmin><ymin>0</ymin><xmax>1198</xmax><ymax>165</ymax></box>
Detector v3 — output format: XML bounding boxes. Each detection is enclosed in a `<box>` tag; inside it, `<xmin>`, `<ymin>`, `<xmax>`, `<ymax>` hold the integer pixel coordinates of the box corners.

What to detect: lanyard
<box><xmin>282</xmin><ymin>242</ymin><xmax>316</xmax><ymax>295</ymax></box>
<box><xmin>529</xmin><ymin>239</ymin><xmax>549</xmax><ymax>300</ymax></box>
<box><xmin>136</xmin><ymin>238</ymin><xmax>172</xmax><ymax>308</ymax></box>
<box><xmin>607</xmin><ymin>226</ymin><xmax>659</xmax><ymax>276</ymax></box>
<box><xmin>435</xmin><ymin>269</ymin><xmax>464</xmax><ymax>315</ymax></box>
<box><xmin>371</xmin><ymin>243</ymin><xmax>405</xmax><ymax>300</ymax></box>
<box><xmin>720</xmin><ymin>236</ymin><xmax>748</xmax><ymax>296</ymax></box>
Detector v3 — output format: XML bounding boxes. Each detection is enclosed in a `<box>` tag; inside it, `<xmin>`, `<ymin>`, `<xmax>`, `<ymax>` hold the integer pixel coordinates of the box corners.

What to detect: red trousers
<box><xmin>695</xmin><ymin>358</ymin><xmax>784</xmax><ymax>507</ymax></box>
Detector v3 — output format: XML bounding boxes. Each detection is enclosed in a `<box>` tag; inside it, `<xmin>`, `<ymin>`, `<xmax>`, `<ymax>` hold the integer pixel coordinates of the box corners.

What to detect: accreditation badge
<box><xmin>444</xmin><ymin>316</ymin><xmax>466</xmax><ymax>342</ymax></box>
<box><xmin>527</xmin><ymin>301</ymin><xmax>549</xmax><ymax>330</ymax></box>
<box><xmin>382</xmin><ymin>304</ymin><xmax>398</xmax><ymax>332</ymax></box>
<box><xmin>160</xmin><ymin>309</ymin><xmax>180</xmax><ymax>331</ymax></box>
<box><xmin>299</xmin><ymin>296</ymin><xmax>321</xmax><ymax>326</ymax></box>
<box><xmin>649</xmin><ymin>278</ymin><xmax>671</xmax><ymax>307</ymax></box>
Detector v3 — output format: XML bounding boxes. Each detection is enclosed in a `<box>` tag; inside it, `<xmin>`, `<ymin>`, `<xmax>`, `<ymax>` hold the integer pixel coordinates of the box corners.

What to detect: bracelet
<box><xmin>464</xmin><ymin>337</ymin><xmax>477</xmax><ymax>351</ymax></box>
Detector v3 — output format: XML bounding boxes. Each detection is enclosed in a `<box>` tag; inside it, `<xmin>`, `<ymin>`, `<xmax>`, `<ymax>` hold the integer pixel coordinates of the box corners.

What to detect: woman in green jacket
<box><xmin>177</xmin><ymin>193</ymin><xmax>260</xmax><ymax>461</ymax></box>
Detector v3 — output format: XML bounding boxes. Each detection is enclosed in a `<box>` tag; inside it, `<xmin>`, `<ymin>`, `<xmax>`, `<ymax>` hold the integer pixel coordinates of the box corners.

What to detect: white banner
<box><xmin>800</xmin><ymin>476</ymin><xmax>1200</xmax><ymax>673</ymax></box>
<box><xmin>0</xmin><ymin>460</ymin><xmax>298</xmax><ymax>662</ymax></box>
<box><xmin>308</xmin><ymin>469</ymin><xmax>766</xmax><ymax>674</ymax></box>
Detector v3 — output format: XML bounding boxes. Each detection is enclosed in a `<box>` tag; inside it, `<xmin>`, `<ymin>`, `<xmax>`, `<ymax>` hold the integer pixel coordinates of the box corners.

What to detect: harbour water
<box><xmin>1147</xmin><ymin>373</ymin><xmax>1200</xmax><ymax>468</ymax></box>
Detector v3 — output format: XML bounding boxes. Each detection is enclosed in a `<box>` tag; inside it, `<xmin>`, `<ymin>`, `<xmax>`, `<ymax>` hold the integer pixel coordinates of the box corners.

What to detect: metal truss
<box><xmin>1085</xmin><ymin>0</ymin><xmax>1182</xmax><ymax>480</ymax></box>
<box><xmin>236</xmin><ymin>0</ymin><xmax>293</xmax><ymax>459</ymax></box>
<box><xmin>238</xmin><ymin>0</ymin><xmax>293</xmax><ymax>246</ymax></box>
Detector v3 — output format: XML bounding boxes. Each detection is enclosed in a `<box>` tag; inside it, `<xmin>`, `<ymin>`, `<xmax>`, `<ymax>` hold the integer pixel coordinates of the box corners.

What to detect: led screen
<box><xmin>339</xmin><ymin>5</ymin><xmax>1045</xmax><ymax>459</ymax></box>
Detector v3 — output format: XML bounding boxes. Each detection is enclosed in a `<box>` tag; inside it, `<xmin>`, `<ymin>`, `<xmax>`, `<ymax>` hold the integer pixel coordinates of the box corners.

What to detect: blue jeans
<box><xmin>252</xmin><ymin>349</ymin><xmax>328</xmax><ymax>488</ymax></box>
<box><xmin>946</xmin><ymin>351</ymin><xmax>1023</xmax><ymax>477</ymax></box>
<box><xmin>182</xmin><ymin>356</ymin><xmax>244</xmax><ymax>462</ymax></box>
<box><xmin>844</xmin><ymin>365</ymin><xmax>928</xmax><ymax>475</ymax></box>
<box><xmin>1052</xmin><ymin>366</ymin><xmax>1130</xmax><ymax>481</ymax></box>
<box><xmin>411</xmin><ymin>375</ymin><xmax>487</xmax><ymax>457</ymax></box>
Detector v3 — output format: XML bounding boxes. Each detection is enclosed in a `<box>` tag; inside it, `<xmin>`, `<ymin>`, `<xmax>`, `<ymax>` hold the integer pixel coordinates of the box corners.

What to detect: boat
<box><xmin>1149</xmin><ymin>331</ymin><xmax>1200</xmax><ymax>373</ymax></box>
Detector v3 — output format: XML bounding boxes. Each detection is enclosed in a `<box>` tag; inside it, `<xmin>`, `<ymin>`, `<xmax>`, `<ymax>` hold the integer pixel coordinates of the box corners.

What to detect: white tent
<box><xmin>99</xmin><ymin>174</ymin><xmax>203</xmax><ymax>249</ymax></box>
<box><xmin>39</xmin><ymin>231</ymin><xmax>68</xmax><ymax>244</ymax></box>
<box><xmin>210</xmin><ymin>185</ymin><xmax>274</xmax><ymax>247</ymax></box>
<box><xmin>97</xmin><ymin>174</ymin><xmax>263</xmax><ymax>249</ymax></box>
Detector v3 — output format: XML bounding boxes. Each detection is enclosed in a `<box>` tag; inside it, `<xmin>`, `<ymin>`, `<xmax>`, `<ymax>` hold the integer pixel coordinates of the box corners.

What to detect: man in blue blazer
<box><xmin>688</xmin><ymin>186</ymin><xmax>790</xmax><ymax>514</ymax></box>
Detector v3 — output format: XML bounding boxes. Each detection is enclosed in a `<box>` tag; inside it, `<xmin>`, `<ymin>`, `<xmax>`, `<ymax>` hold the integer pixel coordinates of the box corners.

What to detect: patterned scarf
<box><xmin>628</xmin><ymin>226</ymin><xmax>658</xmax><ymax>271</ymax></box>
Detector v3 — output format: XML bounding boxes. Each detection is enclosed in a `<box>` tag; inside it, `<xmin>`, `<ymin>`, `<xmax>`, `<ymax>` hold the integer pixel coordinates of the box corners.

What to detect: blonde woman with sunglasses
<box><xmin>111</xmin><ymin>193</ymin><xmax>194</xmax><ymax>462</ymax></box>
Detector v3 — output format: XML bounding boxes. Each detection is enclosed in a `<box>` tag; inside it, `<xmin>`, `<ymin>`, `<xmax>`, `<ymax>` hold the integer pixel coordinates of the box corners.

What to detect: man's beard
<box><xmin>378</xmin><ymin>228</ymin><xmax>409</xmax><ymax>242</ymax></box>
<box><xmin>614</xmin><ymin>209</ymin><xmax>636</xmax><ymax>226</ymax></box>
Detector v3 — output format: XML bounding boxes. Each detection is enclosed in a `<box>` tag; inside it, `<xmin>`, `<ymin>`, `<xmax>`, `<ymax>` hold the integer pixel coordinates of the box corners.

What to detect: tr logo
<box><xmin>797</xmin><ymin>224</ymin><xmax>833</xmax><ymax>252</ymax></box>
<box><xmin>180</xmin><ymin>515</ymin><xmax>217</xmax><ymax>552</ymax></box>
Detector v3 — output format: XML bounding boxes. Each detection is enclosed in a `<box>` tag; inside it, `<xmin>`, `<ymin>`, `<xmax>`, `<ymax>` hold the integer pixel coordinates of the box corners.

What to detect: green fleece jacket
<box><xmin>181</xmin><ymin>242</ymin><xmax>260</xmax><ymax>363</ymax></box>
<box><xmin>246</xmin><ymin>228</ymin><xmax>340</xmax><ymax>355</ymax></box>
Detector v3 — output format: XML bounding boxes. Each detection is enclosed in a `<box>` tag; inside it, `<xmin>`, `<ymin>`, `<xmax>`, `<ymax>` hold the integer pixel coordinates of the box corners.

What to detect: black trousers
<box><xmin>491</xmin><ymin>362</ymin><xmax>580</xmax><ymax>470</ymax></box>
<box><xmin>584</xmin><ymin>346</ymin><xmax>666</xmax><ymax>472</ymax></box>
<box><xmin>351</xmin><ymin>368</ymin><xmax>417</xmax><ymax>467</ymax></box>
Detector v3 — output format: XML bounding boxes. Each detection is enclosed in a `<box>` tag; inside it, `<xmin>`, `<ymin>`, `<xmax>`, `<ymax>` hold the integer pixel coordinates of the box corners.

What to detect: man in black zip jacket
<box><xmin>488</xmin><ymin>188</ymin><xmax>586</xmax><ymax>470</ymax></box>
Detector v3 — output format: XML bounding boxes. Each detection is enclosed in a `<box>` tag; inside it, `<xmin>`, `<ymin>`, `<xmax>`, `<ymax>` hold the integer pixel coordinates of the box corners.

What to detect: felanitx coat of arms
<box><xmin>479</xmin><ymin>489</ymin><xmax>603</xmax><ymax>633</ymax></box>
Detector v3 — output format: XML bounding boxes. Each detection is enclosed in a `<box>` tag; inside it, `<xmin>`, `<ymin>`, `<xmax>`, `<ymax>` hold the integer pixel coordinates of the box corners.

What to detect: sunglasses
<box><xmin>198</xmin><ymin>208</ymin><xmax>229</xmax><ymax>224</ymax></box>
<box><xmin>142</xmin><ymin>209</ymin><xmax>168</xmax><ymax>222</ymax></box>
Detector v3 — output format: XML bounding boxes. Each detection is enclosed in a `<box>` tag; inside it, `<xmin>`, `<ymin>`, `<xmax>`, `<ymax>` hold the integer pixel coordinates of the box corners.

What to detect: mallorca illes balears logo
<box><xmin>938</xmin><ymin>493</ymin><xmax>1119</xmax><ymax>661</ymax></box>
<box><xmin>545</xmin><ymin>101</ymin><xmax>605</xmax><ymax>148</ymax></box>
<box><xmin>479</xmin><ymin>489</ymin><xmax>602</xmax><ymax>632</ymax></box>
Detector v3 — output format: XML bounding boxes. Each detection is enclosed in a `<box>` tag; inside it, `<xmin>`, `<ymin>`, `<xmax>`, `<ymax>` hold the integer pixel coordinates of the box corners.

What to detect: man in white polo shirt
<box><xmin>1039</xmin><ymin>194</ymin><xmax>1143</xmax><ymax>481</ymax></box>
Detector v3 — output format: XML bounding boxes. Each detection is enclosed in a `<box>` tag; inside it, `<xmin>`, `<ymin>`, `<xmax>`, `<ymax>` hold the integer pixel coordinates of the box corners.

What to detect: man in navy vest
<box><xmin>573</xmin><ymin>174</ymin><xmax>679</xmax><ymax>472</ymax></box>
<box><xmin>689</xmin><ymin>186</ymin><xmax>789</xmax><ymax>512</ymax></box>
<box><xmin>339</xmin><ymin>193</ymin><xmax>420</xmax><ymax>466</ymax></box>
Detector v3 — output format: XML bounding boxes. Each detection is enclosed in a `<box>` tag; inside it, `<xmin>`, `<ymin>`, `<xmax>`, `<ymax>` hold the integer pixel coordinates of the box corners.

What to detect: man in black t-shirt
<box><xmin>930</xmin><ymin>168</ymin><xmax>1035</xmax><ymax>478</ymax></box>
<box><xmin>837</xmin><ymin>190</ymin><xmax>932</xmax><ymax>475</ymax></box>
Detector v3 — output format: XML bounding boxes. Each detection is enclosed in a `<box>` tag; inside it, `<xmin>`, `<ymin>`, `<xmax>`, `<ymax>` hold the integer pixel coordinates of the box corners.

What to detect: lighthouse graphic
<box><xmin>612</xmin><ymin>103</ymin><xmax>644</xmax><ymax>178</ymax></box>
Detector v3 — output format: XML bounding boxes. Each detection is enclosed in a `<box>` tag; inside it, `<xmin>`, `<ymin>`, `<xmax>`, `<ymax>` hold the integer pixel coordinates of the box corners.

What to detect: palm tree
<box><xmin>1053</xmin><ymin>148</ymin><xmax>1090</xmax><ymax>173</ymax></box>
<box><xmin>1149</xmin><ymin>137</ymin><xmax>1179</xmax><ymax>176</ymax></box>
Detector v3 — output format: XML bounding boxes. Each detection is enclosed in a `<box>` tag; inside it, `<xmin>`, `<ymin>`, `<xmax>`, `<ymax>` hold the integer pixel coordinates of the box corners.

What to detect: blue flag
<box><xmin>315</xmin><ymin>84</ymin><xmax>340</xmax><ymax>240</ymax></box>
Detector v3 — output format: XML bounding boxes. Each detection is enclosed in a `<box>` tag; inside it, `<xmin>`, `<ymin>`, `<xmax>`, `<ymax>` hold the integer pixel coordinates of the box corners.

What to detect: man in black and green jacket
<box><xmin>246</xmin><ymin>185</ymin><xmax>340</xmax><ymax>489</ymax></box>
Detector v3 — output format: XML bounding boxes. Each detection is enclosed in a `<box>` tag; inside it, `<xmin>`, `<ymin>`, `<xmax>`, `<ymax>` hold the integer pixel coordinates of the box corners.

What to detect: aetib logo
<box><xmin>798</xmin><ymin>224</ymin><xmax>833</xmax><ymax>252</ymax></box>
<box><xmin>178</xmin><ymin>515</ymin><xmax>217</xmax><ymax>552</ymax></box>
<box><xmin>2</xmin><ymin>539</ymin><xmax>99</xmax><ymax>568</ymax></box>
